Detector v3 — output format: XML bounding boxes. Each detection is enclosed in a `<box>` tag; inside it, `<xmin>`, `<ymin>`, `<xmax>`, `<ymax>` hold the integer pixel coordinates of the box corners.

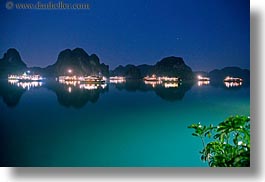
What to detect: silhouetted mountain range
<box><xmin>111</xmin><ymin>57</ymin><xmax>194</xmax><ymax>80</ymax></box>
<box><xmin>209</xmin><ymin>67</ymin><xmax>250</xmax><ymax>82</ymax></box>
<box><xmin>110</xmin><ymin>64</ymin><xmax>142</xmax><ymax>79</ymax></box>
<box><xmin>0</xmin><ymin>48</ymin><xmax>250</xmax><ymax>82</ymax></box>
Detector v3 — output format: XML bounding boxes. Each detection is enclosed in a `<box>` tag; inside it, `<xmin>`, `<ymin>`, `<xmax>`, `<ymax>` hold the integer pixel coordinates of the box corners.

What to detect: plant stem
<box><xmin>200</xmin><ymin>136</ymin><xmax>210</xmax><ymax>166</ymax></box>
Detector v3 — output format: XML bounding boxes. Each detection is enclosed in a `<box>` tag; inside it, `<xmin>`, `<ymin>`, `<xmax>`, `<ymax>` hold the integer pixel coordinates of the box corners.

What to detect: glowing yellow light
<box><xmin>79</xmin><ymin>84</ymin><xmax>98</xmax><ymax>90</ymax></box>
<box><xmin>8</xmin><ymin>74</ymin><xmax>44</xmax><ymax>81</ymax></box>
<box><xmin>164</xmin><ymin>83</ymin><xmax>179</xmax><ymax>88</ymax></box>
<box><xmin>197</xmin><ymin>75</ymin><xmax>210</xmax><ymax>81</ymax></box>
<box><xmin>10</xmin><ymin>81</ymin><xmax>43</xmax><ymax>90</ymax></box>
<box><xmin>58</xmin><ymin>75</ymin><xmax>107</xmax><ymax>90</ymax></box>
<box><xmin>8</xmin><ymin>80</ymin><xmax>19</xmax><ymax>84</ymax></box>
<box><xmin>109</xmin><ymin>76</ymin><xmax>126</xmax><ymax>83</ymax></box>
<box><xmin>223</xmin><ymin>76</ymin><xmax>243</xmax><ymax>88</ymax></box>
<box><xmin>224</xmin><ymin>82</ymin><xmax>243</xmax><ymax>88</ymax></box>
<box><xmin>144</xmin><ymin>80</ymin><xmax>162</xmax><ymax>88</ymax></box>
<box><xmin>101</xmin><ymin>83</ymin><xmax>107</xmax><ymax>89</ymax></box>
<box><xmin>159</xmin><ymin>76</ymin><xmax>179</xmax><ymax>82</ymax></box>
<box><xmin>198</xmin><ymin>81</ymin><xmax>210</xmax><ymax>86</ymax></box>
<box><xmin>224</xmin><ymin>76</ymin><xmax>243</xmax><ymax>82</ymax></box>
<box><xmin>144</xmin><ymin>75</ymin><xmax>158</xmax><ymax>81</ymax></box>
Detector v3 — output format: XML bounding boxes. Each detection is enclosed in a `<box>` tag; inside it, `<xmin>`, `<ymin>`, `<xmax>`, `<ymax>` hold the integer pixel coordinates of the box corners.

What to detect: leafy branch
<box><xmin>188</xmin><ymin>115</ymin><xmax>250</xmax><ymax>167</ymax></box>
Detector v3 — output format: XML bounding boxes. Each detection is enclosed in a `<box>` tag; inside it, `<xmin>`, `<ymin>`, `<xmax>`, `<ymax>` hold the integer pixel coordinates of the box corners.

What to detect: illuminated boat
<box><xmin>144</xmin><ymin>75</ymin><xmax>180</xmax><ymax>86</ymax></box>
<box><xmin>82</xmin><ymin>76</ymin><xmax>106</xmax><ymax>83</ymax></box>
<box><xmin>58</xmin><ymin>75</ymin><xmax>106</xmax><ymax>83</ymax></box>
<box><xmin>159</xmin><ymin>76</ymin><xmax>180</xmax><ymax>82</ymax></box>
<box><xmin>109</xmin><ymin>76</ymin><xmax>126</xmax><ymax>83</ymax></box>
<box><xmin>197</xmin><ymin>75</ymin><xmax>210</xmax><ymax>81</ymax></box>
<box><xmin>109</xmin><ymin>76</ymin><xmax>125</xmax><ymax>80</ymax></box>
<box><xmin>144</xmin><ymin>75</ymin><xmax>159</xmax><ymax>81</ymax></box>
<box><xmin>224</xmin><ymin>76</ymin><xmax>243</xmax><ymax>83</ymax></box>
<box><xmin>8</xmin><ymin>73</ymin><xmax>44</xmax><ymax>82</ymax></box>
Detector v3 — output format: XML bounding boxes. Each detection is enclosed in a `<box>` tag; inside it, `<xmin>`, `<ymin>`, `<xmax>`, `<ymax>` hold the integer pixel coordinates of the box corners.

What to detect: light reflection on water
<box><xmin>1</xmin><ymin>79</ymin><xmax>249</xmax><ymax>108</ymax></box>
<box><xmin>144</xmin><ymin>80</ymin><xmax>162</xmax><ymax>88</ymax></box>
<box><xmin>0</xmin><ymin>79</ymin><xmax>250</xmax><ymax>167</ymax></box>
<box><xmin>8</xmin><ymin>80</ymin><xmax>43</xmax><ymax>90</ymax></box>
<box><xmin>224</xmin><ymin>81</ymin><xmax>243</xmax><ymax>88</ymax></box>
<box><xmin>143</xmin><ymin>80</ymin><xmax>181</xmax><ymax>88</ymax></box>
<box><xmin>163</xmin><ymin>82</ymin><xmax>179</xmax><ymax>88</ymax></box>
<box><xmin>79</xmin><ymin>83</ymin><xmax>107</xmax><ymax>90</ymax></box>
<box><xmin>58</xmin><ymin>80</ymin><xmax>107</xmax><ymax>90</ymax></box>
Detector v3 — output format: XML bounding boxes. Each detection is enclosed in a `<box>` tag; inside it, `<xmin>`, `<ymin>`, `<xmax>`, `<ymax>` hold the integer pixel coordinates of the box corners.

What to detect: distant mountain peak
<box><xmin>156</xmin><ymin>56</ymin><xmax>185</xmax><ymax>66</ymax></box>
<box><xmin>2</xmin><ymin>48</ymin><xmax>26</xmax><ymax>66</ymax></box>
<box><xmin>6</xmin><ymin>48</ymin><xmax>20</xmax><ymax>55</ymax></box>
<box><xmin>152</xmin><ymin>56</ymin><xmax>193</xmax><ymax>79</ymax></box>
<box><xmin>0</xmin><ymin>48</ymin><xmax>27</xmax><ymax>77</ymax></box>
<box><xmin>44</xmin><ymin>48</ymin><xmax>109</xmax><ymax>77</ymax></box>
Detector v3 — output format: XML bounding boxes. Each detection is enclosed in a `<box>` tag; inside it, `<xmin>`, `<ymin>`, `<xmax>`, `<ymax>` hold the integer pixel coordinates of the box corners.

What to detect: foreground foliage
<box><xmin>188</xmin><ymin>116</ymin><xmax>250</xmax><ymax>167</ymax></box>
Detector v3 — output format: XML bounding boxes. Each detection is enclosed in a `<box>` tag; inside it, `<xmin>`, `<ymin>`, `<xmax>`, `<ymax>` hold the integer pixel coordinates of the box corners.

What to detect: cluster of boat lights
<box><xmin>59</xmin><ymin>80</ymin><xmax>107</xmax><ymax>93</ymax></box>
<box><xmin>143</xmin><ymin>80</ymin><xmax>180</xmax><ymax>88</ymax></box>
<box><xmin>143</xmin><ymin>75</ymin><xmax>181</xmax><ymax>88</ymax></box>
<box><xmin>67</xmin><ymin>84</ymin><xmax>108</xmax><ymax>93</ymax></box>
<box><xmin>8</xmin><ymin>71</ymin><xmax>44</xmax><ymax>90</ymax></box>
<box><xmin>7</xmin><ymin>70</ymin><xmax>244</xmax><ymax>90</ymax></box>
<box><xmin>8</xmin><ymin>71</ymin><xmax>44</xmax><ymax>81</ymax></box>
<box><xmin>109</xmin><ymin>76</ymin><xmax>126</xmax><ymax>84</ymax></box>
<box><xmin>58</xmin><ymin>75</ymin><xmax>107</xmax><ymax>93</ymax></box>
<box><xmin>196</xmin><ymin>75</ymin><xmax>243</xmax><ymax>88</ymax></box>
<box><xmin>58</xmin><ymin>75</ymin><xmax>107</xmax><ymax>83</ymax></box>
<box><xmin>59</xmin><ymin>75</ymin><xmax>183</xmax><ymax>90</ymax></box>
<box><xmin>223</xmin><ymin>76</ymin><xmax>243</xmax><ymax>88</ymax></box>
<box><xmin>224</xmin><ymin>82</ymin><xmax>243</xmax><ymax>88</ymax></box>
<box><xmin>197</xmin><ymin>75</ymin><xmax>210</xmax><ymax>86</ymax></box>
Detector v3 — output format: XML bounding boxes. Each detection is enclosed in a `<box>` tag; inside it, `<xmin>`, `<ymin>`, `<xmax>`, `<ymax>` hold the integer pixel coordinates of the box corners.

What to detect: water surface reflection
<box><xmin>111</xmin><ymin>80</ymin><xmax>193</xmax><ymax>102</ymax></box>
<box><xmin>0</xmin><ymin>81</ymin><xmax>25</xmax><ymax>107</ymax></box>
<box><xmin>0</xmin><ymin>79</ymin><xmax>249</xmax><ymax>108</ymax></box>
<box><xmin>8</xmin><ymin>80</ymin><xmax>43</xmax><ymax>90</ymax></box>
<box><xmin>46</xmin><ymin>81</ymin><xmax>108</xmax><ymax>108</ymax></box>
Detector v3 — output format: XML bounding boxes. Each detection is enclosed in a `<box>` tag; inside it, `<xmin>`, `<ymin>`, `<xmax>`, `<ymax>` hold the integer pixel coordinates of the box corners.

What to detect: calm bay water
<box><xmin>0</xmin><ymin>80</ymin><xmax>250</xmax><ymax>167</ymax></box>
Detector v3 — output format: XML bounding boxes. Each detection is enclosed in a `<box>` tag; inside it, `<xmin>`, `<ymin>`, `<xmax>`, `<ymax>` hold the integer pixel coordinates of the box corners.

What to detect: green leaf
<box><xmin>188</xmin><ymin>115</ymin><xmax>250</xmax><ymax>167</ymax></box>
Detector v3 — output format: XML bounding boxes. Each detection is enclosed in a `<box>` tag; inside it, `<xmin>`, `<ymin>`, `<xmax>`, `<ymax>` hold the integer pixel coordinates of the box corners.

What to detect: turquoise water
<box><xmin>0</xmin><ymin>80</ymin><xmax>250</xmax><ymax>167</ymax></box>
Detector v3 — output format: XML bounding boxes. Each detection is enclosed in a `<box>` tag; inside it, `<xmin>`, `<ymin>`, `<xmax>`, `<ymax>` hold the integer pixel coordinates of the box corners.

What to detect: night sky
<box><xmin>0</xmin><ymin>0</ymin><xmax>249</xmax><ymax>71</ymax></box>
